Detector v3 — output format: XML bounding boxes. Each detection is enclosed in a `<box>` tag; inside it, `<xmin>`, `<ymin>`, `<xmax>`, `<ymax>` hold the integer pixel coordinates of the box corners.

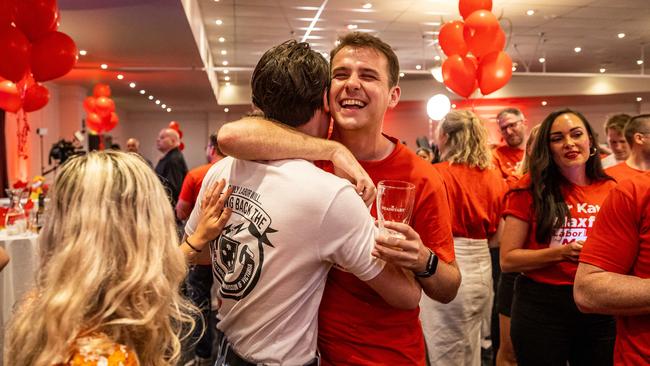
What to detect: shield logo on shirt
<box><xmin>219</xmin><ymin>236</ymin><xmax>240</xmax><ymax>274</ymax></box>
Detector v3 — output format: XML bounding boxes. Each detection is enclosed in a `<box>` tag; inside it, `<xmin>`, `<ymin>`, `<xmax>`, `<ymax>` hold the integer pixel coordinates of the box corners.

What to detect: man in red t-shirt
<box><xmin>493</xmin><ymin>108</ymin><xmax>526</xmax><ymax>179</ymax></box>
<box><xmin>218</xmin><ymin>32</ymin><xmax>461</xmax><ymax>365</ymax></box>
<box><xmin>605</xmin><ymin>114</ymin><xmax>650</xmax><ymax>183</ymax></box>
<box><xmin>575</xmin><ymin>171</ymin><xmax>650</xmax><ymax>365</ymax></box>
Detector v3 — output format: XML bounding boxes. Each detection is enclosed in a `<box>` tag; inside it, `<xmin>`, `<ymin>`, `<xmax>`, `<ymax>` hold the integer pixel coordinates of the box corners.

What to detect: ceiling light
<box><xmin>224</xmin><ymin>107</ymin><xmax>230</xmax><ymax>113</ymax></box>
<box><xmin>215</xmin><ymin>19</ymin><xmax>223</xmax><ymax>25</ymax></box>
<box><xmin>637</xmin><ymin>60</ymin><xmax>644</xmax><ymax>65</ymax></box>
<box><xmin>167</xmin><ymin>108</ymin><xmax>172</xmax><ymax>112</ymax></box>
<box><xmin>637</xmin><ymin>97</ymin><xmax>643</xmax><ymax>102</ymax></box>
<box><xmin>541</xmin><ymin>101</ymin><xmax>548</xmax><ymax>106</ymax></box>
<box><xmin>434</xmin><ymin>55</ymin><xmax>441</xmax><ymax>61</ymax></box>
<box><xmin>617</xmin><ymin>33</ymin><xmax>626</xmax><ymax>39</ymax></box>
<box><xmin>222</xmin><ymin>60</ymin><xmax>229</xmax><ymax>66</ymax></box>
<box><xmin>139</xmin><ymin>89</ymin><xmax>146</xmax><ymax>94</ymax></box>
<box><xmin>416</xmin><ymin>64</ymin><xmax>422</xmax><ymax>70</ymax></box>
<box><xmin>218</xmin><ymin>37</ymin><xmax>225</xmax><ymax>43</ymax></box>
<box><xmin>347</xmin><ymin>24</ymin><xmax>358</xmax><ymax>30</ymax></box>
<box><xmin>161</xmin><ymin>104</ymin><xmax>166</xmax><ymax>108</ymax></box>
<box><xmin>148</xmin><ymin>95</ymin><xmax>154</xmax><ymax>100</ymax></box>
<box><xmin>223</xmin><ymin>69</ymin><xmax>229</xmax><ymax>74</ymax></box>
<box><xmin>155</xmin><ymin>100</ymin><xmax>161</xmax><ymax>105</ymax></box>
<box><xmin>129</xmin><ymin>82</ymin><xmax>136</xmax><ymax>88</ymax></box>
<box><xmin>79</xmin><ymin>50</ymin><xmax>87</xmax><ymax>56</ymax></box>
<box><xmin>362</xmin><ymin>2</ymin><xmax>372</xmax><ymax>9</ymax></box>
<box><xmin>224</xmin><ymin>76</ymin><xmax>230</xmax><ymax>81</ymax></box>
<box><xmin>538</xmin><ymin>57</ymin><xmax>546</xmax><ymax>63</ymax></box>
<box><xmin>399</xmin><ymin>72</ymin><xmax>405</xmax><ymax>77</ymax></box>
<box><xmin>100</xmin><ymin>64</ymin><xmax>108</xmax><ymax>69</ymax></box>
<box><xmin>451</xmin><ymin>104</ymin><xmax>456</xmax><ymax>108</ymax></box>
<box><xmin>117</xmin><ymin>74</ymin><xmax>124</xmax><ymax>80</ymax></box>
<box><xmin>526</xmin><ymin>9</ymin><xmax>535</xmax><ymax>16</ymax></box>
<box><xmin>599</xmin><ymin>68</ymin><xmax>606</xmax><ymax>73</ymax></box>
<box><xmin>431</xmin><ymin>66</ymin><xmax>443</xmax><ymax>83</ymax></box>
<box><xmin>574</xmin><ymin>47</ymin><xmax>582</xmax><ymax>53</ymax></box>
<box><xmin>221</xmin><ymin>50</ymin><xmax>227</xmax><ymax>55</ymax></box>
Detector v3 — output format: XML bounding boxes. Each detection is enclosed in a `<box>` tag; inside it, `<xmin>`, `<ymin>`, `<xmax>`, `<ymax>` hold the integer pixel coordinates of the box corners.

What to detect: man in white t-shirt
<box><xmin>184</xmin><ymin>40</ymin><xmax>421</xmax><ymax>366</ymax></box>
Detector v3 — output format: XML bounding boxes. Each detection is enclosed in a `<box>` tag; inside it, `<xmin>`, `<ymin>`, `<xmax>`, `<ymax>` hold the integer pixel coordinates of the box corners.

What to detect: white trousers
<box><xmin>420</xmin><ymin>237</ymin><xmax>494</xmax><ymax>366</ymax></box>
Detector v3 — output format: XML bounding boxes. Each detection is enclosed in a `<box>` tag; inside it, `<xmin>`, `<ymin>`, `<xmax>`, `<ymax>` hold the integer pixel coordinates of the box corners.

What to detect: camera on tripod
<box><xmin>48</xmin><ymin>139</ymin><xmax>81</xmax><ymax>165</ymax></box>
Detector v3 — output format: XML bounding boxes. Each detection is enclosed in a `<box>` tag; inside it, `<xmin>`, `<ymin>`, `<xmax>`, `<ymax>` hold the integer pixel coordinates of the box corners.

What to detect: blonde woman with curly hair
<box><xmin>420</xmin><ymin>110</ymin><xmax>508</xmax><ymax>366</ymax></box>
<box><xmin>4</xmin><ymin>151</ymin><xmax>231</xmax><ymax>366</ymax></box>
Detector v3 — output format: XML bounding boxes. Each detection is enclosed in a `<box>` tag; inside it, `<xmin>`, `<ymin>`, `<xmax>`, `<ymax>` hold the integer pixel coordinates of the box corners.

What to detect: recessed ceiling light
<box><xmin>221</xmin><ymin>50</ymin><xmax>227</xmax><ymax>55</ymax></box>
<box><xmin>574</xmin><ymin>47</ymin><xmax>582</xmax><ymax>53</ymax></box>
<box><xmin>415</xmin><ymin>64</ymin><xmax>422</xmax><ymax>70</ymax></box>
<box><xmin>399</xmin><ymin>72</ymin><xmax>405</xmax><ymax>77</ymax></box>
<box><xmin>526</xmin><ymin>9</ymin><xmax>535</xmax><ymax>16</ymax></box>
<box><xmin>100</xmin><ymin>64</ymin><xmax>108</xmax><ymax>69</ymax></box>
<box><xmin>451</xmin><ymin>104</ymin><xmax>456</xmax><ymax>108</ymax></box>
<box><xmin>167</xmin><ymin>107</ymin><xmax>172</xmax><ymax>112</ymax></box>
<box><xmin>219</xmin><ymin>37</ymin><xmax>225</xmax><ymax>43</ymax></box>
<box><xmin>148</xmin><ymin>95</ymin><xmax>154</xmax><ymax>100</ymax></box>
<box><xmin>347</xmin><ymin>24</ymin><xmax>358</xmax><ymax>30</ymax></box>
<box><xmin>599</xmin><ymin>68</ymin><xmax>606</xmax><ymax>73</ymax></box>
<box><xmin>79</xmin><ymin>50</ymin><xmax>87</xmax><ymax>56</ymax></box>
<box><xmin>117</xmin><ymin>74</ymin><xmax>124</xmax><ymax>80</ymax></box>
<box><xmin>139</xmin><ymin>89</ymin><xmax>146</xmax><ymax>94</ymax></box>
<box><xmin>162</xmin><ymin>104</ymin><xmax>166</xmax><ymax>108</ymax></box>
<box><xmin>637</xmin><ymin>97</ymin><xmax>643</xmax><ymax>102</ymax></box>
<box><xmin>224</xmin><ymin>107</ymin><xmax>230</xmax><ymax>113</ymax></box>
<box><xmin>617</xmin><ymin>33</ymin><xmax>626</xmax><ymax>39</ymax></box>
<box><xmin>155</xmin><ymin>100</ymin><xmax>161</xmax><ymax>105</ymax></box>
<box><xmin>541</xmin><ymin>101</ymin><xmax>548</xmax><ymax>106</ymax></box>
<box><xmin>129</xmin><ymin>82</ymin><xmax>136</xmax><ymax>88</ymax></box>
<box><xmin>215</xmin><ymin>19</ymin><xmax>223</xmax><ymax>25</ymax></box>
<box><xmin>222</xmin><ymin>60</ymin><xmax>229</xmax><ymax>66</ymax></box>
<box><xmin>539</xmin><ymin>57</ymin><xmax>546</xmax><ymax>63</ymax></box>
<box><xmin>224</xmin><ymin>76</ymin><xmax>230</xmax><ymax>81</ymax></box>
<box><xmin>434</xmin><ymin>55</ymin><xmax>441</xmax><ymax>61</ymax></box>
<box><xmin>637</xmin><ymin>60</ymin><xmax>644</xmax><ymax>65</ymax></box>
<box><xmin>362</xmin><ymin>2</ymin><xmax>372</xmax><ymax>9</ymax></box>
<box><xmin>223</xmin><ymin>69</ymin><xmax>229</xmax><ymax>74</ymax></box>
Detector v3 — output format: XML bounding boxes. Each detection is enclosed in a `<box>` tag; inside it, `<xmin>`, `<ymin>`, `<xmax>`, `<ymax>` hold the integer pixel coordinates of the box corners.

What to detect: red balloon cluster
<box><xmin>168</xmin><ymin>121</ymin><xmax>185</xmax><ymax>151</ymax></box>
<box><xmin>83</xmin><ymin>84</ymin><xmax>119</xmax><ymax>134</ymax></box>
<box><xmin>0</xmin><ymin>0</ymin><xmax>78</xmax><ymax>113</ymax></box>
<box><xmin>439</xmin><ymin>0</ymin><xmax>513</xmax><ymax>97</ymax></box>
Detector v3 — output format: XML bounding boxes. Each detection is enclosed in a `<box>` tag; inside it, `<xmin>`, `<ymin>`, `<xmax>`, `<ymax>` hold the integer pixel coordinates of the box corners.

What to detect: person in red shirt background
<box><xmin>605</xmin><ymin>114</ymin><xmax>650</xmax><ymax>183</ymax></box>
<box><xmin>575</xmin><ymin>171</ymin><xmax>650</xmax><ymax>366</ymax></box>
<box><xmin>493</xmin><ymin>108</ymin><xmax>527</xmax><ymax>179</ymax></box>
<box><xmin>500</xmin><ymin>108</ymin><xmax>616</xmax><ymax>365</ymax></box>
<box><xmin>420</xmin><ymin>110</ymin><xmax>507</xmax><ymax>366</ymax></box>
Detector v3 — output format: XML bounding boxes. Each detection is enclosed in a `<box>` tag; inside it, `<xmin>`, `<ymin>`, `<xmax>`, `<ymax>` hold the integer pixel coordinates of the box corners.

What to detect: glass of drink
<box><xmin>376</xmin><ymin>180</ymin><xmax>416</xmax><ymax>239</ymax></box>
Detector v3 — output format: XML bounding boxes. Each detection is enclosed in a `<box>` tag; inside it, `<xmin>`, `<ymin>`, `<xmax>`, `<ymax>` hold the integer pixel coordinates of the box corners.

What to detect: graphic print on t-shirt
<box><xmin>210</xmin><ymin>185</ymin><xmax>277</xmax><ymax>300</ymax></box>
<box><xmin>549</xmin><ymin>202</ymin><xmax>599</xmax><ymax>247</ymax></box>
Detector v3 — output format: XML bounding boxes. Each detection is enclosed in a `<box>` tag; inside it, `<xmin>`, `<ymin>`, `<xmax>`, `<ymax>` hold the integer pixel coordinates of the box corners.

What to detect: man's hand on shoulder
<box><xmin>330</xmin><ymin>142</ymin><xmax>376</xmax><ymax>206</ymax></box>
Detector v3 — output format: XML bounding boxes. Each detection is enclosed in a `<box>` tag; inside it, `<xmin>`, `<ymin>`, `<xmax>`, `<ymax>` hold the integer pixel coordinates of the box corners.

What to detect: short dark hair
<box><xmin>251</xmin><ymin>40</ymin><xmax>329</xmax><ymax>127</ymax></box>
<box><xmin>604</xmin><ymin>113</ymin><xmax>631</xmax><ymax>134</ymax></box>
<box><xmin>496</xmin><ymin>108</ymin><xmax>523</xmax><ymax>122</ymax></box>
<box><xmin>624</xmin><ymin>114</ymin><xmax>650</xmax><ymax>145</ymax></box>
<box><xmin>330</xmin><ymin>32</ymin><xmax>400</xmax><ymax>88</ymax></box>
<box><xmin>208</xmin><ymin>132</ymin><xmax>223</xmax><ymax>156</ymax></box>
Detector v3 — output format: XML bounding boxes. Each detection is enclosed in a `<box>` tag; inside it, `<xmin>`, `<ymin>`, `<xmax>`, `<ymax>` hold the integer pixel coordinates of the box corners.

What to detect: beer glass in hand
<box><xmin>376</xmin><ymin>180</ymin><xmax>416</xmax><ymax>239</ymax></box>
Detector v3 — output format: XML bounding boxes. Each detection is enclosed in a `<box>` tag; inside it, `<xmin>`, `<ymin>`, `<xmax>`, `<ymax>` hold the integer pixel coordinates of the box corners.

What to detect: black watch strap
<box><xmin>414</xmin><ymin>249</ymin><xmax>439</xmax><ymax>278</ymax></box>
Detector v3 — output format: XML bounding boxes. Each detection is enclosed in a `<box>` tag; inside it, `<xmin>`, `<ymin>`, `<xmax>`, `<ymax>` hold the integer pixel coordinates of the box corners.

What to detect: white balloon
<box><xmin>426</xmin><ymin>94</ymin><xmax>451</xmax><ymax>121</ymax></box>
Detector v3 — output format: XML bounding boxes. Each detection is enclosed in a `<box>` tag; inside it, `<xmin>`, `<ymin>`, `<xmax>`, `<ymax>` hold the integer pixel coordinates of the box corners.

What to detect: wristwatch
<box><xmin>414</xmin><ymin>249</ymin><xmax>439</xmax><ymax>278</ymax></box>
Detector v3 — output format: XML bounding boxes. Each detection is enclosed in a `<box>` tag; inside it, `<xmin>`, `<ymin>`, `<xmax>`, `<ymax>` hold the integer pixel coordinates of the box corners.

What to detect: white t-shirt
<box><xmin>185</xmin><ymin>157</ymin><xmax>385</xmax><ymax>365</ymax></box>
<box><xmin>601</xmin><ymin>154</ymin><xmax>624</xmax><ymax>169</ymax></box>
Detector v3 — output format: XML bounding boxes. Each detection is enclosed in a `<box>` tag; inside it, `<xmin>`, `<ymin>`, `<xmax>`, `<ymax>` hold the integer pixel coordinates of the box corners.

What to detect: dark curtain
<box><xmin>0</xmin><ymin>110</ymin><xmax>7</xmax><ymax>198</ymax></box>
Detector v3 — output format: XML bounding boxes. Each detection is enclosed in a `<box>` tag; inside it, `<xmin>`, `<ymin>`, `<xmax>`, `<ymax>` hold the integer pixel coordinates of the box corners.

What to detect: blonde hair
<box><xmin>5</xmin><ymin>151</ymin><xmax>196</xmax><ymax>366</ymax></box>
<box><xmin>439</xmin><ymin>110</ymin><xmax>492</xmax><ymax>169</ymax></box>
<box><xmin>516</xmin><ymin>124</ymin><xmax>541</xmax><ymax>176</ymax></box>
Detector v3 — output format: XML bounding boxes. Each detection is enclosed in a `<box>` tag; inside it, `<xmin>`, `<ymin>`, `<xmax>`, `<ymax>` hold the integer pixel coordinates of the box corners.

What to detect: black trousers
<box><xmin>186</xmin><ymin>264</ymin><xmax>215</xmax><ymax>359</ymax></box>
<box><xmin>510</xmin><ymin>275</ymin><xmax>615</xmax><ymax>366</ymax></box>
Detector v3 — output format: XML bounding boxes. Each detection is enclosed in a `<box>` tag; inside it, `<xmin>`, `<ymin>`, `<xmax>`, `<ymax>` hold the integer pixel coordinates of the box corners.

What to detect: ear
<box><xmin>323</xmin><ymin>90</ymin><xmax>330</xmax><ymax>113</ymax></box>
<box><xmin>634</xmin><ymin>133</ymin><xmax>644</xmax><ymax>145</ymax></box>
<box><xmin>387</xmin><ymin>85</ymin><xmax>401</xmax><ymax>109</ymax></box>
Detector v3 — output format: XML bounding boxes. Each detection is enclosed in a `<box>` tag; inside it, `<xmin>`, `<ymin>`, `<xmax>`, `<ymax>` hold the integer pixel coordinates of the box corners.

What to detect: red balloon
<box><xmin>467</xmin><ymin>54</ymin><xmax>479</xmax><ymax>69</ymax></box>
<box><xmin>86</xmin><ymin>112</ymin><xmax>103</xmax><ymax>133</ymax></box>
<box><xmin>459</xmin><ymin>0</ymin><xmax>493</xmax><ymax>20</ymax></box>
<box><xmin>22</xmin><ymin>82</ymin><xmax>49</xmax><ymax>112</ymax></box>
<box><xmin>168</xmin><ymin>120</ymin><xmax>180</xmax><ymax>130</ymax></box>
<box><xmin>438</xmin><ymin>21</ymin><xmax>468</xmax><ymax>57</ymax></box>
<box><xmin>179</xmin><ymin>142</ymin><xmax>185</xmax><ymax>151</ymax></box>
<box><xmin>103</xmin><ymin>112</ymin><xmax>118</xmax><ymax>132</ymax></box>
<box><xmin>30</xmin><ymin>31</ymin><xmax>78</xmax><ymax>82</ymax></box>
<box><xmin>83</xmin><ymin>96</ymin><xmax>96</xmax><ymax>113</ymax></box>
<box><xmin>95</xmin><ymin>96</ymin><xmax>115</xmax><ymax>117</ymax></box>
<box><xmin>93</xmin><ymin>83</ymin><xmax>111</xmax><ymax>98</ymax></box>
<box><xmin>442</xmin><ymin>55</ymin><xmax>477</xmax><ymax>98</ymax></box>
<box><xmin>0</xmin><ymin>0</ymin><xmax>17</xmax><ymax>28</ymax></box>
<box><xmin>0</xmin><ymin>26</ymin><xmax>31</xmax><ymax>82</ymax></box>
<box><xmin>464</xmin><ymin>10</ymin><xmax>500</xmax><ymax>38</ymax></box>
<box><xmin>14</xmin><ymin>0</ymin><xmax>58</xmax><ymax>42</ymax></box>
<box><xmin>465</xmin><ymin>26</ymin><xmax>506</xmax><ymax>59</ymax></box>
<box><xmin>177</xmin><ymin>129</ymin><xmax>183</xmax><ymax>139</ymax></box>
<box><xmin>478</xmin><ymin>51</ymin><xmax>513</xmax><ymax>95</ymax></box>
<box><xmin>0</xmin><ymin>79</ymin><xmax>21</xmax><ymax>113</ymax></box>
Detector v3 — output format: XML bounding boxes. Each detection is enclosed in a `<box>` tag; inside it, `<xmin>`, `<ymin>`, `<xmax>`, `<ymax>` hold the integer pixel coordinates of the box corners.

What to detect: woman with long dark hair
<box><xmin>500</xmin><ymin>109</ymin><xmax>616</xmax><ymax>365</ymax></box>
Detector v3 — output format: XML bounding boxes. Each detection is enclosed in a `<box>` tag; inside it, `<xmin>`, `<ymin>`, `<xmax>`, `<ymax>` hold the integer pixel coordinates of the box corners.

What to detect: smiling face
<box><xmin>498</xmin><ymin>112</ymin><xmax>526</xmax><ymax>148</ymax></box>
<box><xmin>549</xmin><ymin>113</ymin><xmax>592</xmax><ymax>171</ymax></box>
<box><xmin>329</xmin><ymin>46</ymin><xmax>400</xmax><ymax>134</ymax></box>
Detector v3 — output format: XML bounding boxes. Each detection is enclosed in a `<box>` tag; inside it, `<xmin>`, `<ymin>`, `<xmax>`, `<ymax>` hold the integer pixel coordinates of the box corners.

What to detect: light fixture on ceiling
<box><xmin>139</xmin><ymin>89</ymin><xmax>146</xmax><ymax>94</ymax></box>
<box><xmin>538</xmin><ymin>57</ymin><xmax>546</xmax><ymax>63</ymax></box>
<box><xmin>167</xmin><ymin>107</ymin><xmax>172</xmax><ymax>112</ymax></box>
<box><xmin>117</xmin><ymin>74</ymin><xmax>124</xmax><ymax>80</ymax></box>
<box><xmin>223</xmin><ymin>69</ymin><xmax>229</xmax><ymax>74</ymax></box>
<box><xmin>222</xmin><ymin>60</ymin><xmax>229</xmax><ymax>66</ymax></box>
<box><xmin>100</xmin><ymin>63</ymin><xmax>108</xmax><ymax>69</ymax></box>
<box><xmin>215</xmin><ymin>19</ymin><xmax>223</xmax><ymax>25</ymax></box>
<box><xmin>526</xmin><ymin>9</ymin><xmax>535</xmax><ymax>16</ymax></box>
<box><xmin>599</xmin><ymin>68</ymin><xmax>606</xmax><ymax>73</ymax></box>
<box><xmin>224</xmin><ymin>76</ymin><xmax>230</xmax><ymax>81</ymax></box>
<box><xmin>637</xmin><ymin>97</ymin><xmax>643</xmax><ymax>102</ymax></box>
<box><xmin>362</xmin><ymin>2</ymin><xmax>372</xmax><ymax>9</ymax></box>
<box><xmin>347</xmin><ymin>24</ymin><xmax>358</xmax><ymax>30</ymax></box>
<box><xmin>129</xmin><ymin>82</ymin><xmax>136</xmax><ymax>88</ymax></box>
<box><xmin>541</xmin><ymin>101</ymin><xmax>548</xmax><ymax>106</ymax></box>
<box><xmin>431</xmin><ymin>66</ymin><xmax>443</xmax><ymax>83</ymax></box>
<box><xmin>221</xmin><ymin>50</ymin><xmax>227</xmax><ymax>55</ymax></box>
<box><xmin>399</xmin><ymin>72</ymin><xmax>405</xmax><ymax>78</ymax></box>
<box><xmin>155</xmin><ymin>100</ymin><xmax>161</xmax><ymax>105</ymax></box>
<box><xmin>426</xmin><ymin>94</ymin><xmax>451</xmax><ymax>120</ymax></box>
<box><xmin>148</xmin><ymin>95</ymin><xmax>154</xmax><ymax>100</ymax></box>
<box><xmin>415</xmin><ymin>64</ymin><xmax>422</xmax><ymax>70</ymax></box>
<box><xmin>224</xmin><ymin>107</ymin><xmax>230</xmax><ymax>113</ymax></box>
<box><xmin>219</xmin><ymin>37</ymin><xmax>225</xmax><ymax>43</ymax></box>
<box><xmin>618</xmin><ymin>33</ymin><xmax>626</xmax><ymax>39</ymax></box>
<box><xmin>79</xmin><ymin>50</ymin><xmax>87</xmax><ymax>56</ymax></box>
<box><xmin>574</xmin><ymin>47</ymin><xmax>582</xmax><ymax>53</ymax></box>
<box><xmin>451</xmin><ymin>104</ymin><xmax>456</xmax><ymax>108</ymax></box>
<box><xmin>161</xmin><ymin>104</ymin><xmax>166</xmax><ymax>108</ymax></box>
<box><xmin>637</xmin><ymin>60</ymin><xmax>644</xmax><ymax>65</ymax></box>
<box><xmin>434</xmin><ymin>55</ymin><xmax>441</xmax><ymax>61</ymax></box>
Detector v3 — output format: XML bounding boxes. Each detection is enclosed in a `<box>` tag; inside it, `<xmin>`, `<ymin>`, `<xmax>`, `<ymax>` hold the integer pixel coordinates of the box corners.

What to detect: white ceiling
<box><xmin>54</xmin><ymin>0</ymin><xmax>650</xmax><ymax>112</ymax></box>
